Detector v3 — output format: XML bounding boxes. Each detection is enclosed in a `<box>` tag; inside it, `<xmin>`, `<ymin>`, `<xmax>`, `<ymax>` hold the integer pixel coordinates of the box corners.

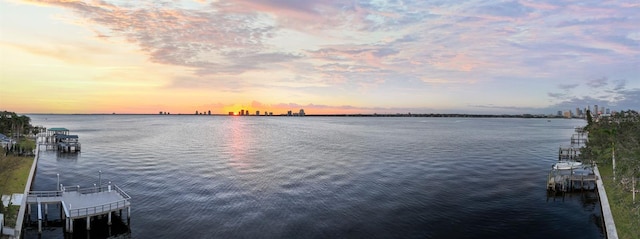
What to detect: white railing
<box><xmin>63</xmin><ymin>185</ymin><xmax>110</xmax><ymax>194</ymax></box>
<box><xmin>113</xmin><ymin>185</ymin><xmax>131</xmax><ymax>199</ymax></box>
<box><xmin>28</xmin><ymin>190</ymin><xmax>63</xmax><ymax>198</ymax></box>
<box><xmin>27</xmin><ymin>183</ymin><xmax>131</xmax><ymax>218</ymax></box>
<box><xmin>61</xmin><ymin>199</ymin><xmax>70</xmax><ymax>218</ymax></box>
<box><xmin>68</xmin><ymin>199</ymin><xmax>130</xmax><ymax>218</ymax></box>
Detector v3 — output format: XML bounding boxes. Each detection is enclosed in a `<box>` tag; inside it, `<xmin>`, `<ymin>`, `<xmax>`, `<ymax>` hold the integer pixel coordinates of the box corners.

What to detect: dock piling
<box><xmin>37</xmin><ymin>203</ymin><xmax>42</xmax><ymax>234</ymax></box>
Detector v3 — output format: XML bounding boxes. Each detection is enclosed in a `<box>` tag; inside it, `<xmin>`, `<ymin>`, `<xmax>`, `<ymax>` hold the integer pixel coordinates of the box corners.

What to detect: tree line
<box><xmin>584</xmin><ymin>109</ymin><xmax>640</xmax><ymax>188</ymax></box>
<box><xmin>0</xmin><ymin>111</ymin><xmax>38</xmax><ymax>156</ymax></box>
<box><xmin>0</xmin><ymin>111</ymin><xmax>36</xmax><ymax>138</ymax></box>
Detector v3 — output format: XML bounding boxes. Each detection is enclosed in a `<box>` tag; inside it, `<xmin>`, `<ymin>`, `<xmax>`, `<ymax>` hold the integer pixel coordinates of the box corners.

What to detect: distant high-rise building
<box><xmin>208</xmin><ymin>110</ymin><xmax>211</xmax><ymax>115</ymax></box>
<box><xmin>229</xmin><ymin>112</ymin><xmax>234</xmax><ymax>115</ymax></box>
<box><xmin>563</xmin><ymin>111</ymin><xmax>571</xmax><ymax>118</ymax></box>
<box><xmin>557</xmin><ymin>111</ymin><xmax>562</xmax><ymax>116</ymax></box>
<box><xmin>576</xmin><ymin>107</ymin><xmax>581</xmax><ymax>117</ymax></box>
<box><xmin>159</xmin><ymin>111</ymin><xmax>163</xmax><ymax>115</ymax></box>
<box><xmin>195</xmin><ymin>110</ymin><xmax>199</xmax><ymax>115</ymax></box>
<box><xmin>299</xmin><ymin>109</ymin><xmax>305</xmax><ymax>116</ymax></box>
<box><xmin>287</xmin><ymin>110</ymin><xmax>292</xmax><ymax>116</ymax></box>
<box><xmin>256</xmin><ymin>111</ymin><xmax>260</xmax><ymax>116</ymax></box>
<box><xmin>594</xmin><ymin>105</ymin><xmax>599</xmax><ymax>115</ymax></box>
<box><xmin>240</xmin><ymin>110</ymin><xmax>245</xmax><ymax>116</ymax></box>
<box><xmin>606</xmin><ymin>108</ymin><xmax>610</xmax><ymax>114</ymax></box>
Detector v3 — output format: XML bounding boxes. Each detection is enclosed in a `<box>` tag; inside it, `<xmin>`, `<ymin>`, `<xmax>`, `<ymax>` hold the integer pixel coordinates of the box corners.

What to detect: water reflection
<box><xmin>546</xmin><ymin>191</ymin><xmax>604</xmax><ymax>237</ymax></box>
<box><xmin>225</xmin><ymin>118</ymin><xmax>252</xmax><ymax>173</ymax></box>
<box><xmin>56</xmin><ymin>152</ymin><xmax>79</xmax><ymax>161</ymax></box>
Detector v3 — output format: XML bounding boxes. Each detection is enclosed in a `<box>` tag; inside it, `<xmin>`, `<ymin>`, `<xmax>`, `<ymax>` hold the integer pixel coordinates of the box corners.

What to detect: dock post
<box><xmin>86</xmin><ymin>216</ymin><xmax>91</xmax><ymax>230</ymax></box>
<box><xmin>127</xmin><ymin>206</ymin><xmax>131</xmax><ymax>224</ymax></box>
<box><xmin>570</xmin><ymin>167</ymin><xmax>574</xmax><ymax>191</ymax></box>
<box><xmin>69</xmin><ymin>218</ymin><xmax>74</xmax><ymax>233</ymax></box>
<box><xmin>37</xmin><ymin>203</ymin><xmax>42</xmax><ymax>234</ymax></box>
<box><xmin>108</xmin><ymin>212</ymin><xmax>112</xmax><ymax>225</ymax></box>
<box><xmin>44</xmin><ymin>203</ymin><xmax>48</xmax><ymax>220</ymax></box>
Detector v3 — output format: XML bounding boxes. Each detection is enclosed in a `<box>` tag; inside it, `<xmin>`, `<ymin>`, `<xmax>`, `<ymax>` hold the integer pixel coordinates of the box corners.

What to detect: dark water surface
<box><xmin>24</xmin><ymin>115</ymin><xmax>603</xmax><ymax>238</ymax></box>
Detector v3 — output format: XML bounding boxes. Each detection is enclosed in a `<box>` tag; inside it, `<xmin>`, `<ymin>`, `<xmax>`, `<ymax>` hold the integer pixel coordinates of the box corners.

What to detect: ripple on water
<box><xmin>25</xmin><ymin>116</ymin><xmax>602</xmax><ymax>239</ymax></box>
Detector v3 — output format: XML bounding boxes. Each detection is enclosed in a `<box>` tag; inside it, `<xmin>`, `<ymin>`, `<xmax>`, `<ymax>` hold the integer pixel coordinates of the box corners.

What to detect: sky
<box><xmin>0</xmin><ymin>0</ymin><xmax>638</xmax><ymax>115</ymax></box>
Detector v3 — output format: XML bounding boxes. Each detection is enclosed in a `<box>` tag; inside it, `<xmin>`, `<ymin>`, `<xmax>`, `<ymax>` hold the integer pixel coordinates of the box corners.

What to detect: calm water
<box><xmin>24</xmin><ymin>115</ymin><xmax>603</xmax><ymax>239</ymax></box>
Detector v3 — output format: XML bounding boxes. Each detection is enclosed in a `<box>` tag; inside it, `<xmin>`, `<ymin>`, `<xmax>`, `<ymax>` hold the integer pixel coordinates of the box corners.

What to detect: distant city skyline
<box><xmin>556</xmin><ymin>104</ymin><xmax>618</xmax><ymax>119</ymax></box>
<box><xmin>1</xmin><ymin>1</ymin><xmax>638</xmax><ymax>114</ymax></box>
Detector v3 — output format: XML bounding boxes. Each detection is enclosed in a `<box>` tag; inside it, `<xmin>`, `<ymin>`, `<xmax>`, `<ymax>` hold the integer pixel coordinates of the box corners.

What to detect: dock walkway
<box><xmin>26</xmin><ymin>184</ymin><xmax>131</xmax><ymax>233</ymax></box>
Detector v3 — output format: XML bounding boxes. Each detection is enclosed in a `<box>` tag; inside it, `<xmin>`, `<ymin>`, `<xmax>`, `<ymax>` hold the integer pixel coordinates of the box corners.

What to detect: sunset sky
<box><xmin>1</xmin><ymin>0</ymin><xmax>638</xmax><ymax>114</ymax></box>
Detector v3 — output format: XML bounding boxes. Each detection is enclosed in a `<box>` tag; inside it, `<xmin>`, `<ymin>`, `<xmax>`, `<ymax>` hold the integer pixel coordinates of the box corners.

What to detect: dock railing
<box><xmin>113</xmin><ymin>184</ymin><xmax>131</xmax><ymax>200</ymax></box>
<box><xmin>31</xmin><ymin>184</ymin><xmax>129</xmax><ymax>200</ymax></box>
<box><xmin>28</xmin><ymin>191</ymin><xmax>63</xmax><ymax>198</ymax></box>
<box><xmin>61</xmin><ymin>200</ymin><xmax>70</xmax><ymax>218</ymax></box>
<box><xmin>68</xmin><ymin>199</ymin><xmax>130</xmax><ymax>218</ymax></box>
<box><xmin>63</xmin><ymin>185</ymin><xmax>110</xmax><ymax>194</ymax></box>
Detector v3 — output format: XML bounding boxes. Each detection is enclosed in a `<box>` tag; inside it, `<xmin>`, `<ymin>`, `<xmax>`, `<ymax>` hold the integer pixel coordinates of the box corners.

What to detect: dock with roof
<box><xmin>39</xmin><ymin>127</ymin><xmax>81</xmax><ymax>152</ymax></box>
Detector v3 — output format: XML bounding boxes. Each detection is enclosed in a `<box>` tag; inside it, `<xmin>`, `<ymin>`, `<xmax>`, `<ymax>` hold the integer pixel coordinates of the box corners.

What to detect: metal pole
<box><xmin>57</xmin><ymin>173</ymin><xmax>60</xmax><ymax>191</ymax></box>
<box><xmin>99</xmin><ymin>170</ymin><xmax>102</xmax><ymax>191</ymax></box>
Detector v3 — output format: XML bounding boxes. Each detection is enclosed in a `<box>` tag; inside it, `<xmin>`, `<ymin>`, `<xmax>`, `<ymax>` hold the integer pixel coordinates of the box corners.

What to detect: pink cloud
<box><xmin>518</xmin><ymin>0</ymin><xmax>559</xmax><ymax>11</ymax></box>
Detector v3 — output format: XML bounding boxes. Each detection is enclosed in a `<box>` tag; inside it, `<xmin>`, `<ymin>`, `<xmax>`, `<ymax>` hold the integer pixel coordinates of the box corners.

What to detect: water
<box><xmin>24</xmin><ymin>115</ymin><xmax>603</xmax><ymax>238</ymax></box>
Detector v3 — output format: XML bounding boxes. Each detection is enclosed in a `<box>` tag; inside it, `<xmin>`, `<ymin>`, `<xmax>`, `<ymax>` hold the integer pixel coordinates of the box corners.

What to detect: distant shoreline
<box><xmin>25</xmin><ymin>113</ymin><xmax>585</xmax><ymax>119</ymax></box>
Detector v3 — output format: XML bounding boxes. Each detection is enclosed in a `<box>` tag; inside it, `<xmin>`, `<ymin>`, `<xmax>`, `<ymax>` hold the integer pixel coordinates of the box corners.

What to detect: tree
<box><xmin>0</xmin><ymin>111</ymin><xmax>32</xmax><ymax>141</ymax></box>
<box><xmin>585</xmin><ymin>110</ymin><xmax>640</xmax><ymax>183</ymax></box>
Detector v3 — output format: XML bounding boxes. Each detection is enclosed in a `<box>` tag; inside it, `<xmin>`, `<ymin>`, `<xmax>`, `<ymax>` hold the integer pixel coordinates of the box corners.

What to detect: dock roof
<box><xmin>48</xmin><ymin>128</ymin><xmax>69</xmax><ymax>131</ymax></box>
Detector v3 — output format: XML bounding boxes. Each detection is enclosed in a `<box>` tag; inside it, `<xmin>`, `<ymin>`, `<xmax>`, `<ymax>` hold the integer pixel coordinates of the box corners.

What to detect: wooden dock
<box><xmin>547</xmin><ymin>166</ymin><xmax>598</xmax><ymax>192</ymax></box>
<box><xmin>37</xmin><ymin>129</ymin><xmax>81</xmax><ymax>152</ymax></box>
<box><xmin>26</xmin><ymin>184</ymin><xmax>131</xmax><ymax>234</ymax></box>
<box><xmin>558</xmin><ymin>146</ymin><xmax>581</xmax><ymax>161</ymax></box>
<box><xmin>570</xmin><ymin>133</ymin><xmax>588</xmax><ymax>147</ymax></box>
<box><xmin>548</xmin><ymin>127</ymin><xmax>594</xmax><ymax>192</ymax></box>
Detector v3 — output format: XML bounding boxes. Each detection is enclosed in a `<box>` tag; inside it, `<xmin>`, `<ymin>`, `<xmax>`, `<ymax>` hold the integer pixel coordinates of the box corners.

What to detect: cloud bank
<box><xmin>12</xmin><ymin>0</ymin><xmax>640</xmax><ymax>113</ymax></box>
